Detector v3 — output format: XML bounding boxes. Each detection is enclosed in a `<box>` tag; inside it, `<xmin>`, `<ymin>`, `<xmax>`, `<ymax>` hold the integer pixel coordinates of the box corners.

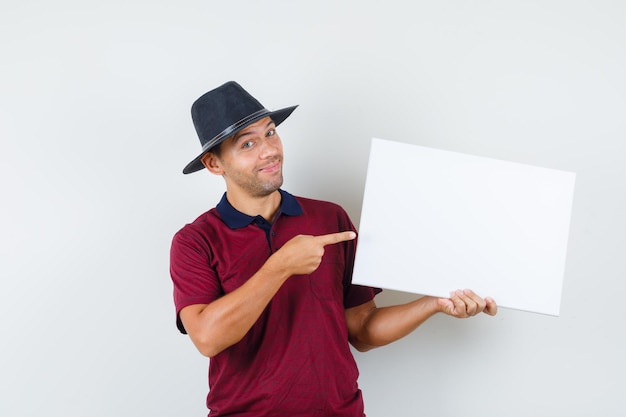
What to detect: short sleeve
<box><xmin>170</xmin><ymin>226</ymin><xmax>223</xmax><ymax>333</ymax></box>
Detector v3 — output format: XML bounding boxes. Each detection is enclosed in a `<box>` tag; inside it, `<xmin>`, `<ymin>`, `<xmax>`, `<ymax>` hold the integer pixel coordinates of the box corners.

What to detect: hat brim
<box><xmin>183</xmin><ymin>105</ymin><xmax>298</xmax><ymax>174</ymax></box>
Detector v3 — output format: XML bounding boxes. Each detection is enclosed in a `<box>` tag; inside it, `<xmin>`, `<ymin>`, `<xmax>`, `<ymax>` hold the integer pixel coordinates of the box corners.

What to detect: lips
<box><xmin>258</xmin><ymin>160</ymin><xmax>281</xmax><ymax>173</ymax></box>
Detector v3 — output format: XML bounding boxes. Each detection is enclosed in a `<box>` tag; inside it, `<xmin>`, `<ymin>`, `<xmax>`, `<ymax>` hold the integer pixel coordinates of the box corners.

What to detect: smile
<box><xmin>258</xmin><ymin>161</ymin><xmax>281</xmax><ymax>173</ymax></box>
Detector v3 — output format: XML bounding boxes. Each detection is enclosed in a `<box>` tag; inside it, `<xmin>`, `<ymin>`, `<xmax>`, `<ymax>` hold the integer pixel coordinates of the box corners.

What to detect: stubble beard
<box><xmin>230</xmin><ymin>159</ymin><xmax>284</xmax><ymax>198</ymax></box>
<box><xmin>249</xmin><ymin>172</ymin><xmax>283</xmax><ymax>198</ymax></box>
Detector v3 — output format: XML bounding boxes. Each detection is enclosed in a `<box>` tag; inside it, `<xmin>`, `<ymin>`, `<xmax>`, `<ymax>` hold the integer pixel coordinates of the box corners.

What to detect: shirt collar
<box><xmin>216</xmin><ymin>189</ymin><xmax>303</xmax><ymax>229</ymax></box>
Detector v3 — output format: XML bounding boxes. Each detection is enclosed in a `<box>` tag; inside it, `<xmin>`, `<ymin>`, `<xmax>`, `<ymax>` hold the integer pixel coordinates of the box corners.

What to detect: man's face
<box><xmin>203</xmin><ymin>117</ymin><xmax>284</xmax><ymax>198</ymax></box>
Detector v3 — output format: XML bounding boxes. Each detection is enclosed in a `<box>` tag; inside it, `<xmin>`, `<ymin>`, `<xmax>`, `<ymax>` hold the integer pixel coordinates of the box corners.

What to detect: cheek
<box><xmin>227</xmin><ymin>156</ymin><xmax>259</xmax><ymax>176</ymax></box>
<box><xmin>274</xmin><ymin>136</ymin><xmax>284</xmax><ymax>153</ymax></box>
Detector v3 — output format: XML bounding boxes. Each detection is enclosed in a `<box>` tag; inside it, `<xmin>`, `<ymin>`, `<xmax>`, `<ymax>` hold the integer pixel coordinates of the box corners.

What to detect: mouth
<box><xmin>258</xmin><ymin>160</ymin><xmax>282</xmax><ymax>173</ymax></box>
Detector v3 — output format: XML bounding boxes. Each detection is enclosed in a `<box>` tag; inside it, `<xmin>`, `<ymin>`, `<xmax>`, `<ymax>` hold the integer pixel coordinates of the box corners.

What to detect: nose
<box><xmin>258</xmin><ymin>136</ymin><xmax>281</xmax><ymax>158</ymax></box>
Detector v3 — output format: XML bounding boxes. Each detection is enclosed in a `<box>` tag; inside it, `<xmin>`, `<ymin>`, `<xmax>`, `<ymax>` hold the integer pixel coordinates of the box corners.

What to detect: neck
<box><xmin>225</xmin><ymin>189</ymin><xmax>282</xmax><ymax>222</ymax></box>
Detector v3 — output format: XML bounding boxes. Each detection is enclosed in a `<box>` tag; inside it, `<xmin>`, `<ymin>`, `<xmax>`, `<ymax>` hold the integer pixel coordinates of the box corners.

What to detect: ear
<box><xmin>201</xmin><ymin>152</ymin><xmax>225</xmax><ymax>176</ymax></box>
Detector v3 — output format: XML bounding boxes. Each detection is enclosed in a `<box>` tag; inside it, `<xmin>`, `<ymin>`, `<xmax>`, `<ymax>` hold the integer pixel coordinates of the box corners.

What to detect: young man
<box><xmin>170</xmin><ymin>81</ymin><xmax>497</xmax><ymax>416</ymax></box>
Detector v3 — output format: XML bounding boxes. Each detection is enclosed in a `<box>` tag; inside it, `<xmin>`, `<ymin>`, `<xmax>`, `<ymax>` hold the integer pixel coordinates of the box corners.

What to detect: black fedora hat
<box><xmin>183</xmin><ymin>81</ymin><xmax>298</xmax><ymax>174</ymax></box>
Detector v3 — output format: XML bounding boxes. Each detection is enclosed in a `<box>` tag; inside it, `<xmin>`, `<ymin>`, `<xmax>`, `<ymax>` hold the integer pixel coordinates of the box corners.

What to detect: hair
<box><xmin>210</xmin><ymin>142</ymin><xmax>223</xmax><ymax>157</ymax></box>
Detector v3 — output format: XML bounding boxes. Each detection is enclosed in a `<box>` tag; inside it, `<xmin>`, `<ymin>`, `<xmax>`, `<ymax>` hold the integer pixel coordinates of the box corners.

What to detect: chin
<box><xmin>247</xmin><ymin>180</ymin><xmax>282</xmax><ymax>198</ymax></box>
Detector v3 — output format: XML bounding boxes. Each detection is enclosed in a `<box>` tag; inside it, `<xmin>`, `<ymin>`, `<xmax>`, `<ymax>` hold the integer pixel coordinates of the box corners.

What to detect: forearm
<box><xmin>350</xmin><ymin>296</ymin><xmax>441</xmax><ymax>351</ymax></box>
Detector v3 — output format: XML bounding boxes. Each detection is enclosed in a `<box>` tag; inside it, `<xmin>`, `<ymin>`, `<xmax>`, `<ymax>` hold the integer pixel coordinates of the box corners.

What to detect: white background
<box><xmin>1</xmin><ymin>1</ymin><xmax>624</xmax><ymax>416</ymax></box>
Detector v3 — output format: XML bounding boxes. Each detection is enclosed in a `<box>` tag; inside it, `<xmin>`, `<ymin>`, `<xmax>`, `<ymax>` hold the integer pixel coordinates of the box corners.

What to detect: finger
<box><xmin>449</xmin><ymin>291</ymin><xmax>468</xmax><ymax>318</ymax></box>
<box><xmin>316</xmin><ymin>231</ymin><xmax>357</xmax><ymax>246</ymax></box>
<box><xmin>484</xmin><ymin>297</ymin><xmax>498</xmax><ymax>316</ymax></box>
<box><xmin>461</xmin><ymin>289</ymin><xmax>486</xmax><ymax>315</ymax></box>
<box><xmin>448</xmin><ymin>290</ymin><xmax>471</xmax><ymax>315</ymax></box>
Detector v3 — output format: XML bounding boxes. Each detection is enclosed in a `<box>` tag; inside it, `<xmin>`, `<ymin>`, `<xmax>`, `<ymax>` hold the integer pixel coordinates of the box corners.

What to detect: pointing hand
<box><xmin>268</xmin><ymin>231</ymin><xmax>356</xmax><ymax>277</ymax></box>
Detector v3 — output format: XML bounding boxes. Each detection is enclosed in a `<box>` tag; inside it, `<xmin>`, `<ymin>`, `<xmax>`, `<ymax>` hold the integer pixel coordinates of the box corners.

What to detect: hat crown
<box><xmin>191</xmin><ymin>81</ymin><xmax>266</xmax><ymax>147</ymax></box>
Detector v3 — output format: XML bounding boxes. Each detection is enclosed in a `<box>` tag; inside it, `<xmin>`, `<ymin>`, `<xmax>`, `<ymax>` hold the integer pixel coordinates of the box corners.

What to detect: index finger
<box><xmin>316</xmin><ymin>231</ymin><xmax>357</xmax><ymax>246</ymax></box>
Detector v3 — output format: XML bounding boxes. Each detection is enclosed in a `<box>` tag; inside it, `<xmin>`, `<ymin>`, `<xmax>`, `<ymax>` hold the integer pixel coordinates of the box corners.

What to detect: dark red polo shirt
<box><xmin>170</xmin><ymin>189</ymin><xmax>381</xmax><ymax>417</ymax></box>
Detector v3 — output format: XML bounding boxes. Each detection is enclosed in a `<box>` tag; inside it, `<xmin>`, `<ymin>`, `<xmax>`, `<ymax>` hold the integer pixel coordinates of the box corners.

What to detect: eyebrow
<box><xmin>233</xmin><ymin>119</ymin><xmax>275</xmax><ymax>143</ymax></box>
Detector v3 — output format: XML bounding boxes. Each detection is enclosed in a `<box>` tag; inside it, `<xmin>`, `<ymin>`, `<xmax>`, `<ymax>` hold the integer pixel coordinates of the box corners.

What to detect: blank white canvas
<box><xmin>352</xmin><ymin>138</ymin><xmax>576</xmax><ymax>316</ymax></box>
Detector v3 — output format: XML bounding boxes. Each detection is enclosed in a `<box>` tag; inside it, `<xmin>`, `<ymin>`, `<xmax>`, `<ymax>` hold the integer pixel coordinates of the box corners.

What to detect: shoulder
<box><xmin>291</xmin><ymin>195</ymin><xmax>354</xmax><ymax>230</ymax></box>
<box><xmin>171</xmin><ymin>208</ymin><xmax>223</xmax><ymax>248</ymax></box>
<box><xmin>294</xmin><ymin>195</ymin><xmax>348</xmax><ymax>214</ymax></box>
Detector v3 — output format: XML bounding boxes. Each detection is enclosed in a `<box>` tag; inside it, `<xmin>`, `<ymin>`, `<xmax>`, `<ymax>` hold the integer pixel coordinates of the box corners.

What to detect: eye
<box><xmin>266</xmin><ymin>129</ymin><xmax>276</xmax><ymax>137</ymax></box>
<box><xmin>242</xmin><ymin>140</ymin><xmax>254</xmax><ymax>149</ymax></box>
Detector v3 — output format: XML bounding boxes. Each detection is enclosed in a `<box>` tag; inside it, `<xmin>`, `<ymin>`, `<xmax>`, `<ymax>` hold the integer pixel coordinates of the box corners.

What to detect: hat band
<box><xmin>201</xmin><ymin>108</ymin><xmax>270</xmax><ymax>152</ymax></box>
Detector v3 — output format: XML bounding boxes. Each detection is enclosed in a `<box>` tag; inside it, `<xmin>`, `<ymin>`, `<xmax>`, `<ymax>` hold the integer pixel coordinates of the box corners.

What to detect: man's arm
<box><xmin>180</xmin><ymin>231</ymin><xmax>356</xmax><ymax>358</ymax></box>
<box><xmin>345</xmin><ymin>289</ymin><xmax>498</xmax><ymax>352</ymax></box>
